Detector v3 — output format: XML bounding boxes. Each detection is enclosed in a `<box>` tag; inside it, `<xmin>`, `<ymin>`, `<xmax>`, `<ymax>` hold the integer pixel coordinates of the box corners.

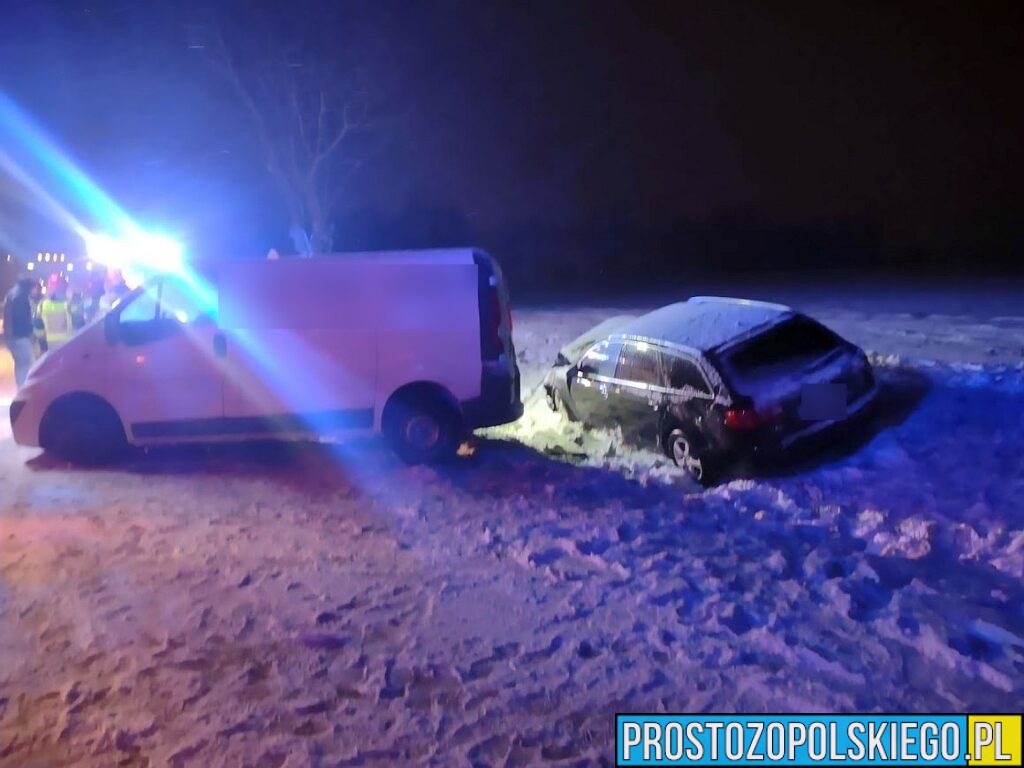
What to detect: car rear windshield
<box><xmin>719</xmin><ymin>315</ymin><xmax>843</xmax><ymax>391</ymax></box>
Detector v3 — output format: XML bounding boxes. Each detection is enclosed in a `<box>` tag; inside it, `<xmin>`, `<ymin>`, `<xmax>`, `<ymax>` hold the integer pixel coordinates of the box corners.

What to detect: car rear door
<box><xmin>568</xmin><ymin>338</ymin><xmax>622</xmax><ymax>427</ymax></box>
<box><xmin>661</xmin><ymin>349</ymin><xmax>716</xmax><ymax>435</ymax></box>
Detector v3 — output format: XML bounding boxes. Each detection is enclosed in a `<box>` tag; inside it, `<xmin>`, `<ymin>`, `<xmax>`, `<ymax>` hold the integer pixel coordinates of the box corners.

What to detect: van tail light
<box><xmin>724</xmin><ymin>404</ymin><xmax>782</xmax><ymax>430</ymax></box>
<box><xmin>482</xmin><ymin>288</ymin><xmax>504</xmax><ymax>360</ymax></box>
<box><xmin>474</xmin><ymin>252</ymin><xmax>509</xmax><ymax>361</ymax></box>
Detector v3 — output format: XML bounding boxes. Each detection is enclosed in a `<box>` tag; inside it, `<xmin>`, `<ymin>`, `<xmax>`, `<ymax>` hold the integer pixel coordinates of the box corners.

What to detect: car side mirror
<box><xmin>103</xmin><ymin>312</ymin><xmax>119</xmax><ymax>344</ymax></box>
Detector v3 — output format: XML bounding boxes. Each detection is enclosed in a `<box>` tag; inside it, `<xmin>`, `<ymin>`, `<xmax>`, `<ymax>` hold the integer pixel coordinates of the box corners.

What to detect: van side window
<box><xmin>119</xmin><ymin>287</ymin><xmax>157</xmax><ymax>324</ymax></box>
<box><xmin>615</xmin><ymin>342</ymin><xmax>663</xmax><ymax>386</ymax></box>
<box><xmin>665</xmin><ymin>354</ymin><xmax>710</xmax><ymax>395</ymax></box>
<box><xmin>578</xmin><ymin>339</ymin><xmax>621</xmax><ymax>379</ymax></box>
<box><xmin>115</xmin><ymin>279</ymin><xmax>205</xmax><ymax>346</ymax></box>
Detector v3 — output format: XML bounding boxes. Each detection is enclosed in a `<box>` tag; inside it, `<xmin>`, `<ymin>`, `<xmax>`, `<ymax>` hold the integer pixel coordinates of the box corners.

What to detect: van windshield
<box><xmin>719</xmin><ymin>315</ymin><xmax>843</xmax><ymax>393</ymax></box>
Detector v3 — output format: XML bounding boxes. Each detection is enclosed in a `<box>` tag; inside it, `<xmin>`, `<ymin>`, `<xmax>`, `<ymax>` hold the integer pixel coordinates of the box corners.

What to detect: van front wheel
<box><xmin>40</xmin><ymin>394</ymin><xmax>127</xmax><ymax>465</ymax></box>
<box><xmin>383</xmin><ymin>391</ymin><xmax>462</xmax><ymax>464</ymax></box>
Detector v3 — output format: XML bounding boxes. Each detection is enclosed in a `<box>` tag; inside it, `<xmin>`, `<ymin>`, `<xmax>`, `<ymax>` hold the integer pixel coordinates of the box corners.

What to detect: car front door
<box><xmin>609</xmin><ymin>340</ymin><xmax>666</xmax><ymax>448</ymax></box>
<box><xmin>567</xmin><ymin>338</ymin><xmax>622</xmax><ymax>428</ymax></box>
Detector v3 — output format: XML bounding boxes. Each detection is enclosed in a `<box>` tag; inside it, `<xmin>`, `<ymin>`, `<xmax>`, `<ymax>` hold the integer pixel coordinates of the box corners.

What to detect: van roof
<box><xmin>618</xmin><ymin>297</ymin><xmax>793</xmax><ymax>352</ymax></box>
<box><xmin>187</xmin><ymin>248</ymin><xmax>487</xmax><ymax>275</ymax></box>
<box><xmin>214</xmin><ymin>248</ymin><xmax>486</xmax><ymax>266</ymax></box>
<box><xmin>320</xmin><ymin>247</ymin><xmax>487</xmax><ymax>264</ymax></box>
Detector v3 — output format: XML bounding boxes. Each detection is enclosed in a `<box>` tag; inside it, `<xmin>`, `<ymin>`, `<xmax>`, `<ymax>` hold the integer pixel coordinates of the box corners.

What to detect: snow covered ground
<box><xmin>1</xmin><ymin>285</ymin><xmax>1022</xmax><ymax>766</ymax></box>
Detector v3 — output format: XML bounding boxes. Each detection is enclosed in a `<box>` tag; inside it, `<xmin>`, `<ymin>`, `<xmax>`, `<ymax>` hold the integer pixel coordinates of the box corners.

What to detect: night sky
<box><xmin>0</xmin><ymin>0</ymin><xmax>1021</xmax><ymax>284</ymax></box>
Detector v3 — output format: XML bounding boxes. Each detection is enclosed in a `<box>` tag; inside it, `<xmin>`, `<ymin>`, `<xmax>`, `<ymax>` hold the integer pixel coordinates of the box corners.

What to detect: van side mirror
<box><xmin>104</xmin><ymin>312</ymin><xmax>119</xmax><ymax>344</ymax></box>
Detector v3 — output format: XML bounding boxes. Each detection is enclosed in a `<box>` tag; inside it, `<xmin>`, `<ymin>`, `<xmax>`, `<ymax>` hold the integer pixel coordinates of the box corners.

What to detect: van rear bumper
<box><xmin>462</xmin><ymin>361</ymin><xmax>523</xmax><ymax>429</ymax></box>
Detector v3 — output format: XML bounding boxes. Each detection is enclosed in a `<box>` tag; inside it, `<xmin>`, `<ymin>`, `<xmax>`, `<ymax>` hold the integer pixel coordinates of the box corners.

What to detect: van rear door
<box><xmin>466</xmin><ymin>251</ymin><xmax>522</xmax><ymax>426</ymax></box>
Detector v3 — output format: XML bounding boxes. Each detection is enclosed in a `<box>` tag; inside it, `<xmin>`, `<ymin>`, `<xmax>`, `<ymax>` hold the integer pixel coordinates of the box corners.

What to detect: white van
<box><xmin>10</xmin><ymin>248</ymin><xmax>522</xmax><ymax>463</ymax></box>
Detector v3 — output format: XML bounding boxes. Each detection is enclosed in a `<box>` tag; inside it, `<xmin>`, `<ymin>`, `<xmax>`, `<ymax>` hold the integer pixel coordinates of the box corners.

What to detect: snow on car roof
<box><xmin>617</xmin><ymin>297</ymin><xmax>793</xmax><ymax>351</ymax></box>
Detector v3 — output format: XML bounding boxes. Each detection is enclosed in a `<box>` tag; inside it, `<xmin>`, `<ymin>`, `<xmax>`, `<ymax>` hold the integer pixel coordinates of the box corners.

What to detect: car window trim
<box><xmin>578</xmin><ymin>338</ymin><xmax>623</xmax><ymax>379</ymax></box>
<box><xmin>658</xmin><ymin>348</ymin><xmax>714</xmax><ymax>398</ymax></box>
<box><xmin>584</xmin><ymin>372</ymin><xmax>717</xmax><ymax>402</ymax></box>
<box><xmin>613</xmin><ymin>338</ymin><xmax>665</xmax><ymax>390</ymax></box>
<box><xmin>612</xmin><ymin>334</ymin><xmax>722</xmax><ymax>399</ymax></box>
<box><xmin>578</xmin><ymin>338</ymin><xmax>716</xmax><ymax>402</ymax></box>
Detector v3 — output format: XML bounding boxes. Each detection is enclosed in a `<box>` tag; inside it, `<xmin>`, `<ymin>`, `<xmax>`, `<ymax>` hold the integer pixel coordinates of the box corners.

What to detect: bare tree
<box><xmin>191</xmin><ymin>4</ymin><xmax>368</xmax><ymax>255</ymax></box>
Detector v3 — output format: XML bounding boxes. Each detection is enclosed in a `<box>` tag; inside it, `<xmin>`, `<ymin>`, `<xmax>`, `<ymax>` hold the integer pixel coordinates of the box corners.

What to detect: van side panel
<box><xmin>373</xmin><ymin>264</ymin><xmax>482</xmax><ymax>425</ymax></box>
<box><xmin>220</xmin><ymin>326</ymin><xmax>377</xmax><ymax>422</ymax></box>
<box><xmin>217</xmin><ymin>259</ymin><xmax>481</xmax><ymax>431</ymax></box>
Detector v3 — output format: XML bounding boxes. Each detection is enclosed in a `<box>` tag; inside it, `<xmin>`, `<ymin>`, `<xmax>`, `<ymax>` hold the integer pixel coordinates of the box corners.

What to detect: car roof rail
<box><xmin>687</xmin><ymin>295</ymin><xmax>792</xmax><ymax>312</ymax></box>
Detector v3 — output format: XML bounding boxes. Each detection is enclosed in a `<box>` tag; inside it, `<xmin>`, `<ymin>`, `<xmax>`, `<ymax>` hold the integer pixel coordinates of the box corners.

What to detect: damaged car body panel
<box><xmin>543</xmin><ymin>297</ymin><xmax>879</xmax><ymax>483</ymax></box>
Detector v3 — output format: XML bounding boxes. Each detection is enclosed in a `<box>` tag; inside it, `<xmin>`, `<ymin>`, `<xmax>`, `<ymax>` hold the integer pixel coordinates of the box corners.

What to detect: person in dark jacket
<box><xmin>3</xmin><ymin>277</ymin><xmax>40</xmax><ymax>388</ymax></box>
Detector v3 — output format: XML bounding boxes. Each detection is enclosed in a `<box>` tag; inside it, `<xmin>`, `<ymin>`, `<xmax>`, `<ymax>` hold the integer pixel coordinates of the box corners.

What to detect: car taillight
<box><xmin>724</xmin><ymin>408</ymin><xmax>761</xmax><ymax>430</ymax></box>
<box><xmin>724</xmin><ymin>405</ymin><xmax>781</xmax><ymax>430</ymax></box>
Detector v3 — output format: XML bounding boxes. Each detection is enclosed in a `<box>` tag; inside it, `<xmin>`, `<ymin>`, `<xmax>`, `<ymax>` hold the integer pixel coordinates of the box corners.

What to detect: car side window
<box><xmin>578</xmin><ymin>339</ymin><xmax>621</xmax><ymax>379</ymax></box>
<box><xmin>664</xmin><ymin>353</ymin><xmax>711</xmax><ymax>395</ymax></box>
<box><xmin>615</xmin><ymin>342</ymin><xmax>663</xmax><ymax>386</ymax></box>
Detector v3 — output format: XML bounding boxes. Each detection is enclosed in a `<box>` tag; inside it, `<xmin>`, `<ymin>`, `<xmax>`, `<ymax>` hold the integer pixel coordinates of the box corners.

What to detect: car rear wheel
<box><xmin>383</xmin><ymin>391</ymin><xmax>461</xmax><ymax>464</ymax></box>
<box><xmin>666</xmin><ymin>429</ymin><xmax>720</xmax><ymax>486</ymax></box>
<box><xmin>40</xmin><ymin>395</ymin><xmax>127</xmax><ymax>465</ymax></box>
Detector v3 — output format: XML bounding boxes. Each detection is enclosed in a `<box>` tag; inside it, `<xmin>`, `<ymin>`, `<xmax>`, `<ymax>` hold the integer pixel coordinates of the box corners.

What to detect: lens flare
<box><xmin>0</xmin><ymin>90</ymin><xmax>394</xmax><ymax>482</ymax></box>
<box><xmin>83</xmin><ymin>230</ymin><xmax>184</xmax><ymax>275</ymax></box>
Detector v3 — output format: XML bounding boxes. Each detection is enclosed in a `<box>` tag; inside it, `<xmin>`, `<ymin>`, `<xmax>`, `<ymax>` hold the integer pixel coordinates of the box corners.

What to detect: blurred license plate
<box><xmin>798</xmin><ymin>382</ymin><xmax>847</xmax><ymax>420</ymax></box>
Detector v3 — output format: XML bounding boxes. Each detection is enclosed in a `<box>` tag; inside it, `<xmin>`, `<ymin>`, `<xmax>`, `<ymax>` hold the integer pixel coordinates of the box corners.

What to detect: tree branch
<box><xmin>309</xmin><ymin>101</ymin><xmax>362</xmax><ymax>182</ymax></box>
<box><xmin>316</xmin><ymin>90</ymin><xmax>327</xmax><ymax>156</ymax></box>
<box><xmin>198</xmin><ymin>13</ymin><xmax>371</xmax><ymax>255</ymax></box>
<box><xmin>291</xmin><ymin>79</ymin><xmax>312</xmax><ymax>158</ymax></box>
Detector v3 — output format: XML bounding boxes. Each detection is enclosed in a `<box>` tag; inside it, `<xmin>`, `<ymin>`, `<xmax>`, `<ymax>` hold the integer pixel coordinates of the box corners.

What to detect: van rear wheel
<box><xmin>383</xmin><ymin>391</ymin><xmax>461</xmax><ymax>464</ymax></box>
<box><xmin>40</xmin><ymin>395</ymin><xmax>127</xmax><ymax>465</ymax></box>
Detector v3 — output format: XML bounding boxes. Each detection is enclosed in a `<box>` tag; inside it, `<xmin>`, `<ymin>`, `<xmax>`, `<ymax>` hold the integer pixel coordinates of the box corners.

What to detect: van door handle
<box><xmin>213</xmin><ymin>332</ymin><xmax>227</xmax><ymax>358</ymax></box>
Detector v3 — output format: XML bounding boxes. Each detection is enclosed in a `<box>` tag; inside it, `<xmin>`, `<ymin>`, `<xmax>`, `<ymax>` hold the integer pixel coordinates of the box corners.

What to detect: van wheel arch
<box><xmin>40</xmin><ymin>392</ymin><xmax>127</xmax><ymax>464</ymax></box>
<box><xmin>381</xmin><ymin>382</ymin><xmax>464</xmax><ymax>464</ymax></box>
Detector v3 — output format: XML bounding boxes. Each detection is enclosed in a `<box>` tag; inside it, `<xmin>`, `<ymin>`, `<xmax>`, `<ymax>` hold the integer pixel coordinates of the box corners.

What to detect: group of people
<box><xmin>3</xmin><ymin>271</ymin><xmax>129</xmax><ymax>388</ymax></box>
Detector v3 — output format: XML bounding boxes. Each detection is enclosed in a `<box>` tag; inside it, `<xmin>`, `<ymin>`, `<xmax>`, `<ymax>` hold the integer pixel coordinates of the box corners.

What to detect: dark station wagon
<box><xmin>543</xmin><ymin>297</ymin><xmax>878</xmax><ymax>484</ymax></box>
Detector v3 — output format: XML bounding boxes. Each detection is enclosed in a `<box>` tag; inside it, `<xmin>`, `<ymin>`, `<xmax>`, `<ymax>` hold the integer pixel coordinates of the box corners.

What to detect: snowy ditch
<box><xmin>0</xmin><ymin>301</ymin><xmax>1021</xmax><ymax>765</ymax></box>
